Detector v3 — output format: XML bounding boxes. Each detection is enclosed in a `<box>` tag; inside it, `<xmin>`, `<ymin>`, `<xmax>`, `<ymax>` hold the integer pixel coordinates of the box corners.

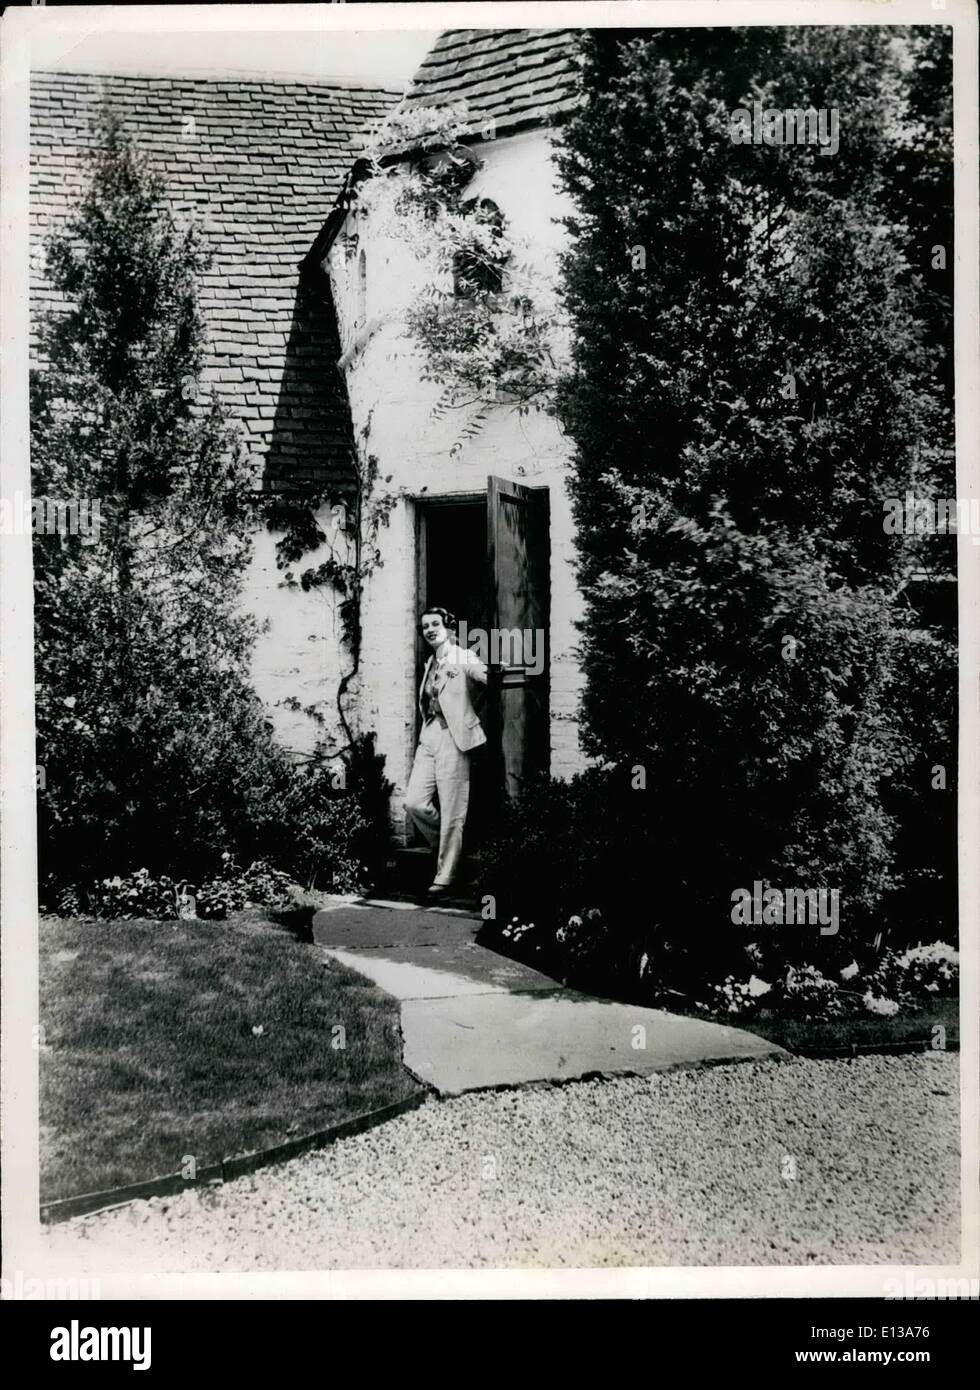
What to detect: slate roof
<box><xmin>398</xmin><ymin>28</ymin><xmax>581</xmax><ymax>139</ymax></box>
<box><xmin>30</xmin><ymin>71</ymin><xmax>399</xmax><ymax>494</ymax></box>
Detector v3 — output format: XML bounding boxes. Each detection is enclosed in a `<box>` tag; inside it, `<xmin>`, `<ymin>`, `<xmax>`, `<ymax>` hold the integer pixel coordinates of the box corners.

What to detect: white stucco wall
<box><xmin>324</xmin><ymin>126</ymin><xmax>588</xmax><ymax>828</ymax></box>
<box><xmin>241</xmin><ymin>502</ymin><xmax>353</xmax><ymax>758</ymax></box>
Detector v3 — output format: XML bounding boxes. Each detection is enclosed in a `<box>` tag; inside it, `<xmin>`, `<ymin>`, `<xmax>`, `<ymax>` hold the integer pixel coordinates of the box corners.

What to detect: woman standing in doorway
<box><xmin>405</xmin><ymin>606</ymin><xmax>488</xmax><ymax>896</ymax></box>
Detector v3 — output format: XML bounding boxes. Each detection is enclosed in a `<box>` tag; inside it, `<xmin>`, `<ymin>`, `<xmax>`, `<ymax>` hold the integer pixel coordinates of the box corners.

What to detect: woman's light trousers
<box><xmin>405</xmin><ymin>718</ymin><xmax>472</xmax><ymax>886</ymax></box>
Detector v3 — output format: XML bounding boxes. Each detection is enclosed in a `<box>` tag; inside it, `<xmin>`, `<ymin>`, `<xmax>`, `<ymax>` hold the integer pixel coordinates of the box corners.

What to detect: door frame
<box><xmin>411</xmin><ymin>483</ymin><xmax>550</xmax><ymax>833</ymax></box>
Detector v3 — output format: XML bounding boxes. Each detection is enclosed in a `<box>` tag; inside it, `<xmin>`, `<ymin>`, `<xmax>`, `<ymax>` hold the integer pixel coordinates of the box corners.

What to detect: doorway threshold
<box><xmin>357</xmin><ymin>893</ymin><xmax>481</xmax><ymax>921</ymax></box>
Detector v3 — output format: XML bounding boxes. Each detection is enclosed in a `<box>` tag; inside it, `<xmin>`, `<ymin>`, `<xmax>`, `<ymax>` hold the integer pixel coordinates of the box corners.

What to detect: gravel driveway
<box><xmin>44</xmin><ymin>1053</ymin><xmax>958</xmax><ymax>1270</ymax></box>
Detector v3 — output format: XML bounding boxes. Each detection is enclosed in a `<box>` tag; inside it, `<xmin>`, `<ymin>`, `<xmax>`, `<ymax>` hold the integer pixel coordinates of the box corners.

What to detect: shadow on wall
<box><xmin>263</xmin><ymin>264</ymin><xmax>357</xmax><ymax>499</ymax></box>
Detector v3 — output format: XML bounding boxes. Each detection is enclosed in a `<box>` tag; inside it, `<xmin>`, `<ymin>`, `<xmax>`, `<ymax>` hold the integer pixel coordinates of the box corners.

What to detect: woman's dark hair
<box><xmin>419</xmin><ymin>605</ymin><xmax>457</xmax><ymax>634</ymax></box>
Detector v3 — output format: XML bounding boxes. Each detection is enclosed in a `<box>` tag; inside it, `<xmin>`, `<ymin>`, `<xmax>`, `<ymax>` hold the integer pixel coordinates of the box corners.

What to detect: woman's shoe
<box><xmin>426</xmin><ymin>883</ymin><xmax>450</xmax><ymax>897</ymax></box>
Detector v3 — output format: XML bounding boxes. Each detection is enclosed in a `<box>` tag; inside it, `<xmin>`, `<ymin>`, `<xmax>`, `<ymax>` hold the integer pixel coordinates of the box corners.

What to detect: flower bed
<box><xmin>481</xmin><ymin>899</ymin><xmax>958</xmax><ymax>1041</ymax></box>
<box><xmin>43</xmin><ymin>854</ymin><xmax>301</xmax><ymax>922</ymax></box>
<box><xmin>697</xmin><ymin>942</ymin><xmax>959</xmax><ymax>1024</ymax></box>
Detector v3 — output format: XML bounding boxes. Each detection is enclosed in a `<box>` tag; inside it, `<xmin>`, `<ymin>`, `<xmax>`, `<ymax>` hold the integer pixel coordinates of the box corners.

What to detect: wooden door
<box><xmin>487</xmin><ymin>476</ymin><xmax>550</xmax><ymax>800</ymax></box>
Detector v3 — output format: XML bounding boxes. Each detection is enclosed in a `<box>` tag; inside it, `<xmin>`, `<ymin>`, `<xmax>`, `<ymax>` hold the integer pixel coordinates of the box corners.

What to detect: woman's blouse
<box><xmin>422</xmin><ymin>661</ymin><xmax>443</xmax><ymax>722</ymax></box>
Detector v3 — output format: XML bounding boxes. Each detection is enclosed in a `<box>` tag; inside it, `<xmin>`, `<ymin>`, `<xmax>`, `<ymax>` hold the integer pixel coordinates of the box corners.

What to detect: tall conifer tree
<box><xmin>555</xmin><ymin>28</ymin><xmax>954</xmax><ymax>942</ymax></box>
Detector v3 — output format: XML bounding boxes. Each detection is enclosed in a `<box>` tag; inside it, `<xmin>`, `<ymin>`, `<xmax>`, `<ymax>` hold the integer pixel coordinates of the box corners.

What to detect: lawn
<box><xmin>39</xmin><ymin>909</ymin><xmax>420</xmax><ymax>1203</ymax></box>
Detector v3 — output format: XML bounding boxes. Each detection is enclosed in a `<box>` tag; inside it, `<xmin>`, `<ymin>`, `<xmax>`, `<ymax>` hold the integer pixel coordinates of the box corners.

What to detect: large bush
<box><xmin>552</xmin><ymin>28</ymin><xmax>955</xmax><ymax>962</ymax></box>
<box><xmin>32</xmin><ymin>108</ymin><xmax>392</xmax><ymax>895</ymax></box>
<box><xmin>477</xmin><ymin>765</ymin><xmax>877</xmax><ymax>997</ymax></box>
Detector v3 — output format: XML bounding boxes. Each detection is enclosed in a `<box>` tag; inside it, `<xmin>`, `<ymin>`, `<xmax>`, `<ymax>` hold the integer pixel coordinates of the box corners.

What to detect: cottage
<box><xmin>29</xmin><ymin>30</ymin><xmax>592</xmax><ymax>854</ymax></box>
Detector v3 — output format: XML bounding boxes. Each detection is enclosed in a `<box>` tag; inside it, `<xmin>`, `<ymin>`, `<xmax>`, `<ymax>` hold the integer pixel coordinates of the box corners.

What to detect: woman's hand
<box><xmin>464</xmin><ymin>652</ymin><xmax>488</xmax><ymax>685</ymax></box>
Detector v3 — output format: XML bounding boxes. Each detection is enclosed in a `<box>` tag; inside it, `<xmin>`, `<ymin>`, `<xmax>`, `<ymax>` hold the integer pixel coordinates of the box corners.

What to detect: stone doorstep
<box><xmin>359</xmin><ymin>890</ymin><xmax>481</xmax><ymax>916</ymax></box>
<box><xmin>380</xmin><ymin>846</ymin><xmax>482</xmax><ymax>907</ymax></box>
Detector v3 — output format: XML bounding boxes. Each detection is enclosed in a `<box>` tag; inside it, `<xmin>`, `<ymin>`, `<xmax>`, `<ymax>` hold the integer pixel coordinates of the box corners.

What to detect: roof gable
<box><xmin>399</xmin><ymin>29</ymin><xmax>581</xmax><ymax>139</ymax></box>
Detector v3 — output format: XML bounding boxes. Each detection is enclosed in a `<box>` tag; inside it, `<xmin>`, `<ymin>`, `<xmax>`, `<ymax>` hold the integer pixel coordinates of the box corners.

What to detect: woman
<box><xmin>405</xmin><ymin>606</ymin><xmax>488</xmax><ymax>895</ymax></box>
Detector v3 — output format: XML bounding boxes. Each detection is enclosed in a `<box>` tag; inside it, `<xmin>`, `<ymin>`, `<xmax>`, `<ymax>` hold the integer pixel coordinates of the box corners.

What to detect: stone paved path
<box><xmin>312</xmin><ymin>898</ymin><xmax>787</xmax><ymax>1095</ymax></box>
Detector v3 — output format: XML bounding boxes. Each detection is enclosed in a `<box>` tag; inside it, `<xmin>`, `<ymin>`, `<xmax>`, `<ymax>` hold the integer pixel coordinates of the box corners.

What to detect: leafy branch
<box><xmin>346</xmin><ymin>104</ymin><xmax>565</xmax><ymax>446</ymax></box>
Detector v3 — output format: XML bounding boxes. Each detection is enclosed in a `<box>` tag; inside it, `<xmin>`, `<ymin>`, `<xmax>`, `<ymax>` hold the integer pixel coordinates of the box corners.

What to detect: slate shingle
<box><xmin>29</xmin><ymin>70</ymin><xmax>400</xmax><ymax>495</ymax></box>
<box><xmin>398</xmin><ymin>28</ymin><xmax>581</xmax><ymax>138</ymax></box>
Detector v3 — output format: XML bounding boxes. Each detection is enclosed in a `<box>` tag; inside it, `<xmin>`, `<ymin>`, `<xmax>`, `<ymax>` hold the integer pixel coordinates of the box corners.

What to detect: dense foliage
<box><xmin>33</xmin><ymin>109</ymin><xmax>391</xmax><ymax>896</ymax></box>
<box><xmin>550</xmin><ymin>26</ymin><xmax>955</xmax><ymax>963</ymax></box>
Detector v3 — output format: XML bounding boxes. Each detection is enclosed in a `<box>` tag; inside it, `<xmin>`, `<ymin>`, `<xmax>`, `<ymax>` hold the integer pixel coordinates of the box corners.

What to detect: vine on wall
<box><xmin>346</xmin><ymin>102</ymin><xmax>565</xmax><ymax>443</ymax></box>
<box><xmin>264</xmin><ymin>102</ymin><xmax>562</xmax><ymax>746</ymax></box>
<box><xmin>261</xmin><ymin>414</ymin><xmax>397</xmax><ymax>751</ymax></box>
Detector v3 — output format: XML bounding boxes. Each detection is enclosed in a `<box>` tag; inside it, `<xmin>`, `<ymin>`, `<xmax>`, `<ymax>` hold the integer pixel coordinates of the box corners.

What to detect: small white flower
<box><xmin>863</xmin><ymin>992</ymin><xmax>900</xmax><ymax>1017</ymax></box>
<box><xmin>840</xmin><ymin>961</ymin><xmax>860</xmax><ymax>980</ymax></box>
<box><xmin>251</xmin><ymin>1024</ymin><xmax>265</xmax><ymax>1036</ymax></box>
<box><xmin>747</xmin><ymin>975</ymin><xmax>771</xmax><ymax>997</ymax></box>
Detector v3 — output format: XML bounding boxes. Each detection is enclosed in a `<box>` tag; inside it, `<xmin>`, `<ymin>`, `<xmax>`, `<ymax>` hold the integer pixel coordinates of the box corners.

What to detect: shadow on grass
<box><xmin>265</xmin><ymin>903</ymin><xmax>317</xmax><ymax>945</ymax></box>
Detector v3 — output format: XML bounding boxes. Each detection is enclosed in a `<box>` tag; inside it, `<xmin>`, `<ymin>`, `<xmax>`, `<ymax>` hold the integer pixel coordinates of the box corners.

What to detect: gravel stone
<box><xmin>44</xmin><ymin>1054</ymin><xmax>959</xmax><ymax>1270</ymax></box>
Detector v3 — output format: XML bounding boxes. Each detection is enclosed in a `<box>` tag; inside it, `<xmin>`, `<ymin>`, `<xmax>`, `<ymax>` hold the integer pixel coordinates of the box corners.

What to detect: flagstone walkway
<box><xmin>312</xmin><ymin>898</ymin><xmax>788</xmax><ymax>1095</ymax></box>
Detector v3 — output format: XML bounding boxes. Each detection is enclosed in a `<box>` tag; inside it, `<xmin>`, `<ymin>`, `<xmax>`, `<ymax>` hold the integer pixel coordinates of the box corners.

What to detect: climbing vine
<box><xmin>345</xmin><ymin>101</ymin><xmax>565</xmax><ymax>441</ymax></box>
<box><xmin>262</xmin><ymin>414</ymin><xmax>397</xmax><ymax>748</ymax></box>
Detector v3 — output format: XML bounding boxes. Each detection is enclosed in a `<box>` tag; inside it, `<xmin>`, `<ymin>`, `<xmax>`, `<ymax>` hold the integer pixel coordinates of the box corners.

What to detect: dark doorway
<box><xmin>419</xmin><ymin>498</ymin><xmax>490</xmax><ymax>643</ymax></box>
<box><xmin>416</xmin><ymin>497</ymin><xmax>494</xmax><ymax>850</ymax></box>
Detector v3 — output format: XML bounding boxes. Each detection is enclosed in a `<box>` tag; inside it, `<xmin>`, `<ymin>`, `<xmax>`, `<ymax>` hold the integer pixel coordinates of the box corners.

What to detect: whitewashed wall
<box><xmin>324</xmin><ymin>126</ymin><xmax>588</xmax><ymax>832</ymax></box>
<box><xmin>241</xmin><ymin>502</ymin><xmax>353</xmax><ymax>758</ymax></box>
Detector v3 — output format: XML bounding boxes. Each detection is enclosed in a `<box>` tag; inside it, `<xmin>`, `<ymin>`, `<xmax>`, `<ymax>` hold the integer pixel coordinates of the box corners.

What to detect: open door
<box><xmin>415</xmin><ymin>496</ymin><xmax>493</xmax><ymax>848</ymax></box>
<box><xmin>487</xmin><ymin>475</ymin><xmax>550</xmax><ymax>800</ymax></box>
